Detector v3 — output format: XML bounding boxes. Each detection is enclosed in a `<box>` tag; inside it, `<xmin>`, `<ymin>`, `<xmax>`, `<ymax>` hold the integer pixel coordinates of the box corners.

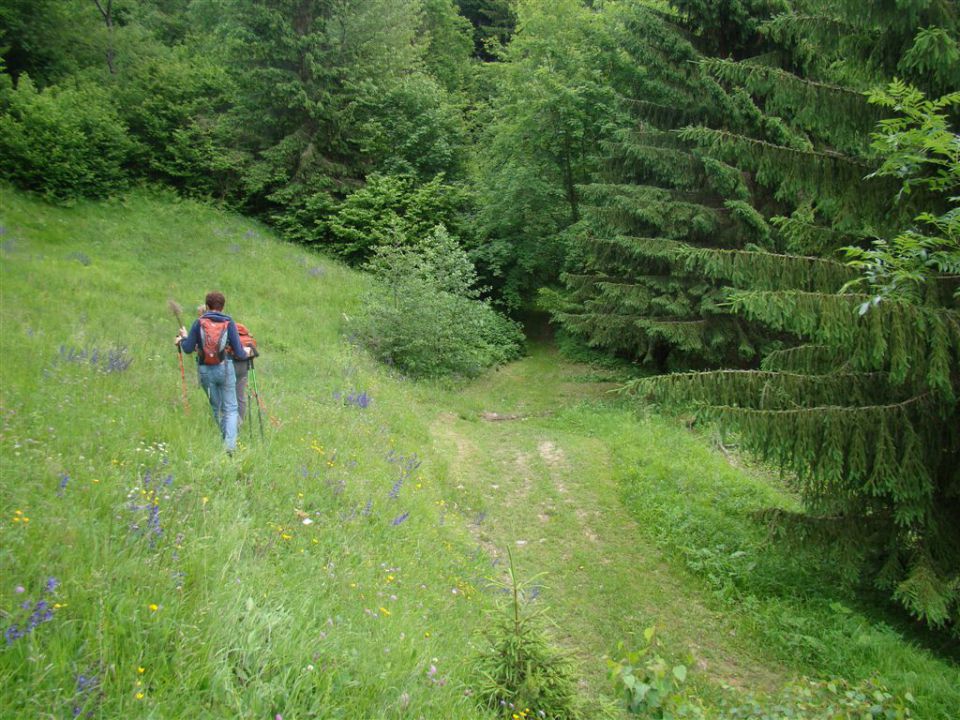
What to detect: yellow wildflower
<box><xmin>379</xmin><ymin>607</ymin><xmax>391</xmax><ymax>616</ymax></box>
<box><xmin>148</xmin><ymin>603</ymin><xmax>159</xmax><ymax>612</ymax></box>
<box><xmin>135</xmin><ymin>692</ymin><xmax>144</xmax><ymax>700</ymax></box>
<box><xmin>138</xmin><ymin>667</ymin><xmax>145</xmax><ymax>674</ymax></box>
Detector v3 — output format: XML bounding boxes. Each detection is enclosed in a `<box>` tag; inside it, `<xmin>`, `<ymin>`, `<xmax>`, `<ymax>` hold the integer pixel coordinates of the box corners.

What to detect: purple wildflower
<box><xmin>45</xmin><ymin>577</ymin><xmax>59</xmax><ymax>593</ymax></box>
<box><xmin>391</xmin><ymin>512</ymin><xmax>409</xmax><ymax>526</ymax></box>
<box><xmin>4</xmin><ymin>625</ymin><xmax>21</xmax><ymax>644</ymax></box>
<box><xmin>388</xmin><ymin>475</ymin><xmax>404</xmax><ymax>500</ymax></box>
<box><xmin>57</xmin><ymin>474</ymin><xmax>70</xmax><ymax>496</ymax></box>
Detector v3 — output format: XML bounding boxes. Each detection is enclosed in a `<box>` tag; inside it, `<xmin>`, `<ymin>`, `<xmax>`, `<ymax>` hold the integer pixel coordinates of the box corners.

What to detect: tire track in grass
<box><xmin>428</xmin><ymin>361</ymin><xmax>789</xmax><ymax>705</ymax></box>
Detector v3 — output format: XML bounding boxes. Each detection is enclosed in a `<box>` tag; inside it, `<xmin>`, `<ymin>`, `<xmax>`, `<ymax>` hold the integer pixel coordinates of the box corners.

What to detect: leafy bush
<box><xmin>352</xmin><ymin>226</ymin><xmax>524</xmax><ymax>377</ymax></box>
<box><xmin>325</xmin><ymin>173</ymin><xmax>473</xmax><ymax>262</ymax></box>
<box><xmin>113</xmin><ymin>50</ymin><xmax>243</xmax><ymax>199</ymax></box>
<box><xmin>0</xmin><ymin>74</ymin><xmax>131</xmax><ymax>200</ymax></box>
<box><xmin>608</xmin><ymin>628</ymin><xmax>689</xmax><ymax>718</ymax></box>
<box><xmin>472</xmin><ymin>551</ymin><xmax>581</xmax><ymax>720</ymax></box>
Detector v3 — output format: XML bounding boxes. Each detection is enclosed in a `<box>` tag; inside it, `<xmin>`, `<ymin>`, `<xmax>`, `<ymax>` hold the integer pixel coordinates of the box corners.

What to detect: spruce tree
<box><xmin>636</xmin><ymin>0</ymin><xmax>960</xmax><ymax>630</ymax></box>
<box><xmin>554</xmin><ymin>1</ymin><xmax>793</xmax><ymax>369</ymax></box>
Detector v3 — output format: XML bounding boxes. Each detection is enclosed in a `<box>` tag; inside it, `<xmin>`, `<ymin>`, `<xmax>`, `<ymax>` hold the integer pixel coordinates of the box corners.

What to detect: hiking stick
<box><xmin>249</xmin><ymin>358</ymin><xmax>266</xmax><ymax>440</ymax></box>
<box><xmin>168</xmin><ymin>300</ymin><xmax>190</xmax><ymax>414</ymax></box>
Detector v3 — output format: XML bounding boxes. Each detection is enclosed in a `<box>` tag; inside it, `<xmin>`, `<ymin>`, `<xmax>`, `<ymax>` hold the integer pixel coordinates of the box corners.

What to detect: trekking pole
<box><xmin>246</xmin><ymin>385</ymin><xmax>253</xmax><ymax>441</ymax></box>
<box><xmin>249</xmin><ymin>358</ymin><xmax>266</xmax><ymax>440</ymax></box>
<box><xmin>168</xmin><ymin>300</ymin><xmax>190</xmax><ymax>414</ymax></box>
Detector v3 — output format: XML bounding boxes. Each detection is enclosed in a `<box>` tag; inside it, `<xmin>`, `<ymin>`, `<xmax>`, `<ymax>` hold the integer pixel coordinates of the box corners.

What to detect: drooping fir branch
<box><xmin>682</xmin><ymin>246</ymin><xmax>858</xmax><ymax>292</ymax></box>
<box><xmin>679</xmin><ymin>126</ymin><xmax>868</xmax><ymax>167</ymax></box>
<box><xmin>581</xmin><ymin>183</ymin><xmax>724</xmax><ymax>240</ymax></box>
<box><xmin>702</xmin><ymin>57</ymin><xmax>881</xmax><ymax>154</ymax></box>
<box><xmin>726</xmin><ymin>289</ymin><xmax>960</xmax><ymax>393</ymax></box>
<box><xmin>637</xmin><ymin>370</ymin><xmax>941</xmax><ymax>511</ymax></box>
<box><xmin>771</xmin><ymin>213</ymin><xmax>867</xmax><ymax>255</ymax></box>
<box><xmin>627</xmin><ymin>368</ymin><xmax>907</xmax><ymax>410</ymax></box>
<box><xmin>677</xmin><ymin>126</ymin><xmax>899</xmax><ymax>218</ymax></box>
<box><xmin>760</xmin><ymin>344</ymin><xmax>848</xmax><ymax>372</ymax></box>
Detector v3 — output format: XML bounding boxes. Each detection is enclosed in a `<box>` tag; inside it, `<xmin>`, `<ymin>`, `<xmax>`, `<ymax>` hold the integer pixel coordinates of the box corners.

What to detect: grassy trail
<box><xmin>426</xmin><ymin>344</ymin><xmax>787</xmax><ymax>704</ymax></box>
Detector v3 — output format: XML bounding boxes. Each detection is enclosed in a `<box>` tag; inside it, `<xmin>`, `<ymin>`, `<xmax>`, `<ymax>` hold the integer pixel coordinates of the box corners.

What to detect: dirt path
<box><xmin>428</xmin><ymin>347</ymin><xmax>786</xmax><ymax>701</ymax></box>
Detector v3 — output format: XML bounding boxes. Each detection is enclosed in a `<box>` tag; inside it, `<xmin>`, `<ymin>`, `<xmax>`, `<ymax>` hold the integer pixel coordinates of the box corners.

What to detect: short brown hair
<box><xmin>205</xmin><ymin>292</ymin><xmax>226</xmax><ymax>311</ymax></box>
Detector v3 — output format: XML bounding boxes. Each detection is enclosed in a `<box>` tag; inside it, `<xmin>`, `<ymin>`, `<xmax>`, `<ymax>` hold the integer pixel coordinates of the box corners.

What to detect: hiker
<box><xmin>232</xmin><ymin>320</ymin><xmax>258</xmax><ymax>426</ymax></box>
<box><xmin>196</xmin><ymin>303</ymin><xmax>258</xmax><ymax>428</ymax></box>
<box><xmin>174</xmin><ymin>292</ymin><xmax>250</xmax><ymax>453</ymax></box>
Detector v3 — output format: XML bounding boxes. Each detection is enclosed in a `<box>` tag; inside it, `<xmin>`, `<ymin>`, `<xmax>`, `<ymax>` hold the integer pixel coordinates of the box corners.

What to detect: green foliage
<box><xmin>638</xmin><ymin>87</ymin><xmax>960</xmax><ymax>632</ymax></box>
<box><xmin>704</xmin><ymin>677</ymin><xmax>916</xmax><ymax>719</ymax></box>
<box><xmin>455</xmin><ymin>0</ymin><xmax>516</xmax><ymax>60</ymax></box>
<box><xmin>473</xmin><ymin>0</ymin><xmax>624</xmax><ymax>308</ymax></box>
<box><xmin>608</xmin><ymin>627</ymin><xmax>688</xmax><ymax>718</ymax></box>
<box><xmin>323</xmin><ymin>173</ymin><xmax>474</xmax><ymax>262</ymax></box>
<box><xmin>352</xmin><ymin>226</ymin><xmax>524</xmax><ymax>377</ymax></box>
<box><xmin>112</xmin><ymin>48</ymin><xmax>242</xmax><ymax>198</ymax></box>
<box><xmin>0</xmin><ymin>74</ymin><xmax>131</xmax><ymax>200</ymax></box>
<box><xmin>350</xmin><ymin>74</ymin><xmax>468</xmax><ymax>180</ymax></box>
<box><xmin>473</xmin><ymin>550</ymin><xmax>581</xmax><ymax>720</ymax></box>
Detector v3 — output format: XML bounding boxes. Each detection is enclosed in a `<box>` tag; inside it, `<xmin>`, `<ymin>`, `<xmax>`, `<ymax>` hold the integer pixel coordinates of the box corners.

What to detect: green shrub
<box><xmin>325</xmin><ymin>173</ymin><xmax>473</xmax><ymax>262</ymax></box>
<box><xmin>0</xmin><ymin>74</ymin><xmax>131</xmax><ymax>200</ymax></box>
<box><xmin>608</xmin><ymin>628</ymin><xmax>689</xmax><ymax>717</ymax></box>
<box><xmin>113</xmin><ymin>50</ymin><xmax>243</xmax><ymax>199</ymax></box>
<box><xmin>352</xmin><ymin>226</ymin><xmax>524</xmax><ymax>377</ymax></box>
<box><xmin>472</xmin><ymin>551</ymin><xmax>581</xmax><ymax>720</ymax></box>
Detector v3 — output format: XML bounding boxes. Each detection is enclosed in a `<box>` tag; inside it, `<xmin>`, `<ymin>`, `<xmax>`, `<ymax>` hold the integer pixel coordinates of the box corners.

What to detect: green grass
<box><xmin>1</xmin><ymin>187</ymin><xmax>957</xmax><ymax>719</ymax></box>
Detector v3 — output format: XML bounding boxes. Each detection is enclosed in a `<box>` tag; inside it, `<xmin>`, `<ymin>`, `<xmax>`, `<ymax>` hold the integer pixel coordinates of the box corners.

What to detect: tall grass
<box><xmin>2</xmin><ymin>188</ymin><xmax>957</xmax><ymax>719</ymax></box>
<box><xmin>0</xmin><ymin>188</ymin><xmax>492</xmax><ymax>718</ymax></box>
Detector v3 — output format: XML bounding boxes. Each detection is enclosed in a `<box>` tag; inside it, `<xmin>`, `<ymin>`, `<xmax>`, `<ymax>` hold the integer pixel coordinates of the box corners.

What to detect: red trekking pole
<box><xmin>168</xmin><ymin>300</ymin><xmax>190</xmax><ymax>414</ymax></box>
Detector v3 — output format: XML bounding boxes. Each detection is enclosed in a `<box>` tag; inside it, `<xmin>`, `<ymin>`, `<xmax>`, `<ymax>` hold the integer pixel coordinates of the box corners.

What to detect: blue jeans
<box><xmin>198</xmin><ymin>360</ymin><xmax>238</xmax><ymax>451</ymax></box>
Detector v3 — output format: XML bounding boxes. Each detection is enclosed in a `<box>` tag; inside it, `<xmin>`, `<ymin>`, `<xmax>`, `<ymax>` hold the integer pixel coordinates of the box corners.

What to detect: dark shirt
<box><xmin>179</xmin><ymin>311</ymin><xmax>249</xmax><ymax>362</ymax></box>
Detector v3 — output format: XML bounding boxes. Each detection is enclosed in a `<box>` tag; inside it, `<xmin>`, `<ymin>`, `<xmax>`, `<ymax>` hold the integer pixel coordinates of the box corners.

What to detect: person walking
<box><xmin>175</xmin><ymin>292</ymin><xmax>250</xmax><ymax>454</ymax></box>
<box><xmin>231</xmin><ymin>321</ymin><xmax>258</xmax><ymax>428</ymax></box>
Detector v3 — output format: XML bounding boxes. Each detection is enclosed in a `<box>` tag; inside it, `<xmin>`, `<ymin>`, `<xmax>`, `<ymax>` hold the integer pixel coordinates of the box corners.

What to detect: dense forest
<box><xmin>2</xmin><ymin>0</ymin><xmax>958</xmax><ymax>641</ymax></box>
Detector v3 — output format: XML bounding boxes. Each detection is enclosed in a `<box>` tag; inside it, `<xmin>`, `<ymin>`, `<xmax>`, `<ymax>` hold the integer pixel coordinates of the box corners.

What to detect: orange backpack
<box><xmin>233</xmin><ymin>323</ymin><xmax>259</xmax><ymax>359</ymax></box>
<box><xmin>198</xmin><ymin>317</ymin><xmax>230</xmax><ymax>365</ymax></box>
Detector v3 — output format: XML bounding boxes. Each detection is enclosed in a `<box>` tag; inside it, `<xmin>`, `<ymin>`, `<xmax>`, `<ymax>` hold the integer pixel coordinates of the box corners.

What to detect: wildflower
<box><xmin>135</xmin><ymin>692</ymin><xmax>144</xmax><ymax>700</ymax></box>
<box><xmin>391</xmin><ymin>512</ymin><xmax>409</xmax><ymax>526</ymax></box>
<box><xmin>138</xmin><ymin>667</ymin><xmax>145</xmax><ymax>674</ymax></box>
<box><xmin>379</xmin><ymin>607</ymin><xmax>391</xmax><ymax>616</ymax></box>
<box><xmin>57</xmin><ymin>474</ymin><xmax>70</xmax><ymax>496</ymax></box>
<box><xmin>148</xmin><ymin>603</ymin><xmax>159</xmax><ymax>612</ymax></box>
<box><xmin>14</xmin><ymin>585</ymin><xmax>24</xmax><ymax>594</ymax></box>
<box><xmin>45</xmin><ymin>577</ymin><xmax>59</xmax><ymax>593</ymax></box>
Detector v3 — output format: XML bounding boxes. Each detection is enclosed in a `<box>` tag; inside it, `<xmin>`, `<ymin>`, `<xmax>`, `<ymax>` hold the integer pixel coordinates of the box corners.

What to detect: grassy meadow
<box><xmin>1</xmin><ymin>188</ymin><xmax>958</xmax><ymax>718</ymax></box>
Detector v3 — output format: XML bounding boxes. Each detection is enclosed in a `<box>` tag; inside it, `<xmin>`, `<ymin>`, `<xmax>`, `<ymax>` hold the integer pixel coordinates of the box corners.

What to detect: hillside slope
<box><xmin>1</xmin><ymin>189</ymin><xmax>958</xmax><ymax>719</ymax></box>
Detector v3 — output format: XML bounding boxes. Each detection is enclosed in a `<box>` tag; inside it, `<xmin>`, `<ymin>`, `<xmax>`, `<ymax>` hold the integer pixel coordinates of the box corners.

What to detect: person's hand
<box><xmin>174</xmin><ymin>335</ymin><xmax>183</xmax><ymax>347</ymax></box>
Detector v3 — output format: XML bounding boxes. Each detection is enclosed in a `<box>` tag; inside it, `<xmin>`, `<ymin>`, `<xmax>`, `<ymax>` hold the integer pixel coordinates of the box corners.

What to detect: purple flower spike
<box><xmin>391</xmin><ymin>512</ymin><xmax>409</xmax><ymax>526</ymax></box>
